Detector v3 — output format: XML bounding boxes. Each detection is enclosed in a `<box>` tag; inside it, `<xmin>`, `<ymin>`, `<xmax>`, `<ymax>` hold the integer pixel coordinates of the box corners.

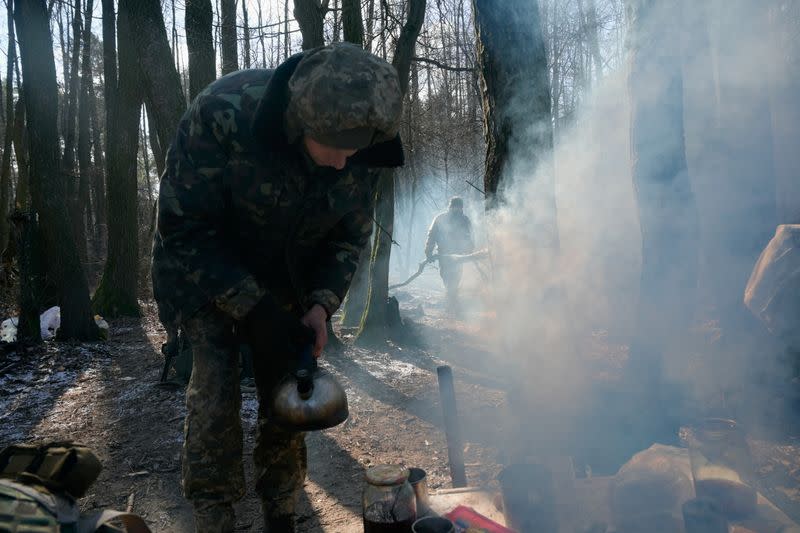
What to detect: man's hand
<box><xmin>301</xmin><ymin>304</ymin><xmax>328</xmax><ymax>357</ymax></box>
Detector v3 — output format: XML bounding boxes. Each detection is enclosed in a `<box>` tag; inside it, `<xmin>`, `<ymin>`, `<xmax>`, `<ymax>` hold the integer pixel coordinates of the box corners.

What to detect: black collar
<box><xmin>250</xmin><ymin>52</ymin><xmax>404</xmax><ymax>169</ymax></box>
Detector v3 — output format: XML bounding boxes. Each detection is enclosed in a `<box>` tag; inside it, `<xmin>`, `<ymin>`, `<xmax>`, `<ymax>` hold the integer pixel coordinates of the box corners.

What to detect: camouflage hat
<box><xmin>286</xmin><ymin>42</ymin><xmax>403</xmax><ymax>150</ymax></box>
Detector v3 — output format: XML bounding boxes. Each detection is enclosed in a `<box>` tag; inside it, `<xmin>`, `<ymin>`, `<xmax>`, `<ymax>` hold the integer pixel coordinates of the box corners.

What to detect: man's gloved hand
<box><xmin>241</xmin><ymin>297</ymin><xmax>315</xmax><ymax>357</ymax></box>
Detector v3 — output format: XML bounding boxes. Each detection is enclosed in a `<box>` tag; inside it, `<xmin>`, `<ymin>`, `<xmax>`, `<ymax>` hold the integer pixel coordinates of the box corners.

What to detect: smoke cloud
<box><xmin>406</xmin><ymin>0</ymin><xmax>800</xmax><ymax>464</ymax></box>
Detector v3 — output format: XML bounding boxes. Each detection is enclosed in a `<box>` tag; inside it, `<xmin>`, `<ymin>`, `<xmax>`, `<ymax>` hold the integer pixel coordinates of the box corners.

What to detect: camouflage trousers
<box><xmin>439</xmin><ymin>258</ymin><xmax>463</xmax><ymax>312</ymax></box>
<box><xmin>181</xmin><ymin>305</ymin><xmax>307</xmax><ymax>532</ymax></box>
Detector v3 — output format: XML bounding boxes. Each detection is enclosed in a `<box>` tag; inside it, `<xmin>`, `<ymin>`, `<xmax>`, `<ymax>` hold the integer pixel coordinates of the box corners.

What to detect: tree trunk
<box><xmin>356</xmin><ymin>171</ymin><xmax>395</xmax><ymax>344</ymax></box>
<box><xmin>89</xmin><ymin>73</ymin><xmax>106</xmax><ymax>247</ymax></box>
<box><xmin>14</xmin><ymin>0</ymin><xmax>99</xmax><ymax>340</ymax></box>
<box><xmin>12</xmin><ymin>96</ymin><xmax>28</xmax><ymax>210</ymax></box>
<box><xmin>333</xmin><ymin>0</ymin><xmax>368</xmax><ymax>329</ymax></box>
<box><xmin>341</xmin><ymin>246</ymin><xmax>372</xmax><ymax>327</ymax></box>
<box><xmin>365</xmin><ymin>0</ymin><xmax>375</xmax><ymax>53</ymax></box>
<box><xmin>62</xmin><ymin>0</ymin><xmax>82</xmax><ymax>174</ymax></box>
<box><xmin>63</xmin><ymin>0</ymin><xmax>85</xmax><ymax>263</ymax></box>
<box><xmin>294</xmin><ymin>0</ymin><xmax>326</xmax><ymax>50</ymax></box>
<box><xmin>284</xmin><ymin>0</ymin><xmax>290</xmax><ymax>58</ymax></box>
<box><xmin>342</xmin><ymin>0</ymin><xmax>364</xmax><ymax>47</ymax></box>
<box><xmin>93</xmin><ymin>0</ymin><xmax>142</xmax><ymax>317</ymax></box>
<box><xmin>242</xmin><ymin>0</ymin><xmax>251</xmax><ymax>68</ymax></box>
<box><xmin>706</xmin><ymin>0</ymin><xmax>777</xmax><ymax>330</ymax></box>
<box><xmin>0</xmin><ymin>0</ymin><xmax>16</xmax><ymax>254</ymax></box>
<box><xmin>220</xmin><ymin>0</ymin><xmax>239</xmax><ymax>74</ymax></box>
<box><xmin>76</xmin><ymin>0</ymin><xmax>96</xmax><ymax>266</ymax></box>
<box><xmin>586</xmin><ymin>0</ymin><xmax>603</xmax><ymax>82</ymax></box>
<box><xmin>769</xmin><ymin>3</ymin><xmax>800</xmax><ymax>224</ymax></box>
<box><xmin>186</xmin><ymin>0</ymin><xmax>215</xmax><ymax>101</ymax></box>
<box><xmin>356</xmin><ymin>0</ymin><xmax>426</xmax><ymax>345</ymax></box>
<box><xmin>13</xmin><ymin>211</ymin><xmax>44</xmax><ymax>342</ymax></box>
<box><xmin>257</xmin><ymin>1</ymin><xmax>266</xmax><ymax>67</ymax></box>
<box><xmin>56</xmin><ymin>3</ymin><xmax>70</xmax><ymax>142</ymax></box>
<box><xmin>473</xmin><ymin>0</ymin><xmax>556</xmax><ymax>249</ymax></box>
<box><xmin>145</xmin><ymin>104</ymin><xmax>165</xmax><ymax>176</ymax></box>
<box><xmin>624</xmin><ymin>0</ymin><xmax>698</xmax><ymax>386</ymax></box>
<box><xmin>127</xmin><ymin>0</ymin><xmax>187</xmax><ymax>153</ymax></box>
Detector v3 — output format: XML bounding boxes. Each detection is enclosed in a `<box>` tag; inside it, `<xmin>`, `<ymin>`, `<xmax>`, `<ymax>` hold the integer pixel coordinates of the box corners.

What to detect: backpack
<box><xmin>0</xmin><ymin>442</ymin><xmax>151</xmax><ymax>533</ymax></box>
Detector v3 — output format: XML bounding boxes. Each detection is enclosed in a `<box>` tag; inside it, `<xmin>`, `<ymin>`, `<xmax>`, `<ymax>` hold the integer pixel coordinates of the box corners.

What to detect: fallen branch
<box><xmin>439</xmin><ymin>249</ymin><xmax>489</xmax><ymax>265</ymax></box>
<box><xmin>388</xmin><ymin>249</ymin><xmax>490</xmax><ymax>290</ymax></box>
<box><xmin>389</xmin><ymin>257</ymin><xmax>434</xmax><ymax>290</ymax></box>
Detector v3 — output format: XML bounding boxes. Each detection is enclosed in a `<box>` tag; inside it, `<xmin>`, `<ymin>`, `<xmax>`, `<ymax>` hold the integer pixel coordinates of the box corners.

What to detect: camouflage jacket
<box><xmin>152</xmin><ymin>52</ymin><xmax>404</xmax><ymax>325</ymax></box>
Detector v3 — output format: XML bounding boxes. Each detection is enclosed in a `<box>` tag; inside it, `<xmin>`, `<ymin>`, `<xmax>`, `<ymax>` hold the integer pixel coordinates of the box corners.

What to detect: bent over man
<box><xmin>151</xmin><ymin>43</ymin><xmax>404</xmax><ymax>532</ymax></box>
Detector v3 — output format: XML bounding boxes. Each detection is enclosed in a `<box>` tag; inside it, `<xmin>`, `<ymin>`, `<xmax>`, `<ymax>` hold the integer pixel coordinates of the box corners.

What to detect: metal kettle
<box><xmin>270</xmin><ymin>345</ymin><xmax>349</xmax><ymax>431</ymax></box>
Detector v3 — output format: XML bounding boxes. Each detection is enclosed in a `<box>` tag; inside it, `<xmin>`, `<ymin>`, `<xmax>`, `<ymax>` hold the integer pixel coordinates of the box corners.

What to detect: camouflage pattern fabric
<box><xmin>152</xmin><ymin>43</ymin><xmax>404</xmax><ymax>327</ymax></box>
<box><xmin>285</xmin><ymin>42</ymin><xmax>402</xmax><ymax>149</ymax></box>
<box><xmin>181</xmin><ymin>305</ymin><xmax>307</xmax><ymax>532</ymax></box>
<box><xmin>425</xmin><ymin>207</ymin><xmax>474</xmax><ymax>310</ymax></box>
<box><xmin>181</xmin><ymin>308</ymin><xmax>245</xmax><ymax>507</ymax></box>
<box><xmin>154</xmin><ymin>44</ymin><xmax>404</xmax><ymax>531</ymax></box>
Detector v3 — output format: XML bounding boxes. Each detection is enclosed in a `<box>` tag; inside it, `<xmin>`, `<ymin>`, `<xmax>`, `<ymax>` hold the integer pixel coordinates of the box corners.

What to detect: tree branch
<box><xmin>413</xmin><ymin>55</ymin><xmax>475</xmax><ymax>72</ymax></box>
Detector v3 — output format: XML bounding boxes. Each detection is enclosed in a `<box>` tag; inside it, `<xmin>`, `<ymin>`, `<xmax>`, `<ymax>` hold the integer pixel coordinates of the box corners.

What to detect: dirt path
<box><xmin>0</xmin><ymin>293</ymin><xmax>508</xmax><ymax>532</ymax></box>
<box><xmin>1</xmin><ymin>280</ymin><xmax>800</xmax><ymax>531</ymax></box>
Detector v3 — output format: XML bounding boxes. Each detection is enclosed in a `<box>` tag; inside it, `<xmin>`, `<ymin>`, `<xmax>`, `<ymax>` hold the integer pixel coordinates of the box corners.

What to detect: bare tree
<box><xmin>624</xmin><ymin>0</ymin><xmax>698</xmax><ymax>391</ymax></box>
<box><xmin>186</xmin><ymin>0</ymin><xmax>216</xmax><ymax>100</ymax></box>
<box><xmin>88</xmin><ymin>54</ymin><xmax>106</xmax><ymax>250</ymax></box>
<box><xmin>221</xmin><ymin>0</ymin><xmax>239</xmax><ymax>74</ymax></box>
<box><xmin>62</xmin><ymin>0</ymin><xmax>86</xmax><ymax>261</ymax></box>
<box><xmin>356</xmin><ymin>0</ymin><xmax>427</xmax><ymax>344</ymax></box>
<box><xmin>473</xmin><ymin>0</ymin><xmax>555</xmax><ymax>236</ymax></box>
<box><xmin>12</xmin><ymin>97</ymin><xmax>28</xmax><ymax>210</ymax></box>
<box><xmin>294</xmin><ymin>0</ymin><xmax>327</xmax><ymax>49</ymax></box>
<box><xmin>93</xmin><ymin>0</ymin><xmax>143</xmax><ymax>317</ymax></box>
<box><xmin>77</xmin><ymin>0</ymin><xmax>97</xmax><ymax>265</ymax></box>
<box><xmin>0</xmin><ymin>0</ymin><xmax>17</xmax><ymax>253</ymax></box>
<box><xmin>586</xmin><ymin>0</ymin><xmax>603</xmax><ymax>82</ymax></box>
<box><xmin>342</xmin><ymin>0</ymin><xmax>365</xmax><ymax>47</ymax></box>
<box><xmin>708</xmin><ymin>0</ymin><xmax>777</xmax><ymax>332</ymax></box>
<box><xmin>62</xmin><ymin>0</ymin><xmax>83</xmax><ymax>174</ymax></box>
<box><xmin>14</xmin><ymin>0</ymin><xmax>99</xmax><ymax>340</ymax></box>
<box><xmin>127</xmin><ymin>0</ymin><xmax>187</xmax><ymax>151</ymax></box>
<box><xmin>242</xmin><ymin>0</ymin><xmax>252</xmax><ymax>68</ymax></box>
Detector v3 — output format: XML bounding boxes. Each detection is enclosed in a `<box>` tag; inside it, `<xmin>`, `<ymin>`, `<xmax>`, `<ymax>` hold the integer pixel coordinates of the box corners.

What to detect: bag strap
<box><xmin>78</xmin><ymin>510</ymin><xmax>152</xmax><ymax>533</ymax></box>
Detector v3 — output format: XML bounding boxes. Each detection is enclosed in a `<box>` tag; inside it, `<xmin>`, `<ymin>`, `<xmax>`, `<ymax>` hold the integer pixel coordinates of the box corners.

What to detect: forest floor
<box><xmin>0</xmin><ymin>269</ymin><xmax>799</xmax><ymax>531</ymax></box>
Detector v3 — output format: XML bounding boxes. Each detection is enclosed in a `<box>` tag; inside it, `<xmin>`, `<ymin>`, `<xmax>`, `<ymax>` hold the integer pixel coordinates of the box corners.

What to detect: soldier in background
<box><xmin>425</xmin><ymin>197</ymin><xmax>474</xmax><ymax>313</ymax></box>
<box><xmin>151</xmin><ymin>43</ymin><xmax>403</xmax><ymax>532</ymax></box>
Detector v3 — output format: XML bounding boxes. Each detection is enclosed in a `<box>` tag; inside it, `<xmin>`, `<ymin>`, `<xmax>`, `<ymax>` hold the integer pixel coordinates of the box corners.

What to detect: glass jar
<box><xmin>363</xmin><ymin>464</ymin><xmax>417</xmax><ymax>533</ymax></box>
<box><xmin>686</xmin><ymin>418</ymin><xmax>757</xmax><ymax>519</ymax></box>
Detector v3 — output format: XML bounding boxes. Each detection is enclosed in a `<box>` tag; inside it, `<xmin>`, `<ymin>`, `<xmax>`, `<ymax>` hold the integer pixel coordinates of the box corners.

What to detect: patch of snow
<box><xmin>361</xmin><ymin>358</ymin><xmax>418</xmax><ymax>380</ymax></box>
<box><xmin>241</xmin><ymin>396</ymin><xmax>259</xmax><ymax>420</ymax></box>
<box><xmin>40</xmin><ymin>306</ymin><xmax>60</xmax><ymax>340</ymax></box>
<box><xmin>1</xmin><ymin>317</ymin><xmax>18</xmax><ymax>342</ymax></box>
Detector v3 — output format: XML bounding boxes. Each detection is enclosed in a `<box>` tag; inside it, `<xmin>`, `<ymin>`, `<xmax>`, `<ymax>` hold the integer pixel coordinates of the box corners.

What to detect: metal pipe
<box><xmin>436</xmin><ymin>365</ymin><xmax>467</xmax><ymax>487</ymax></box>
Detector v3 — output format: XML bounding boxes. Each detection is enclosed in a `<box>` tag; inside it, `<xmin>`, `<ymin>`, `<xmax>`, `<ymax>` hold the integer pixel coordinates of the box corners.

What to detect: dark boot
<box><xmin>193</xmin><ymin>501</ymin><xmax>236</xmax><ymax>533</ymax></box>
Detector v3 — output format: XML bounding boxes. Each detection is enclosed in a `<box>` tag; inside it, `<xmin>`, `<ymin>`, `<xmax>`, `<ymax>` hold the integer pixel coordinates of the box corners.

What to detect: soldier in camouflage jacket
<box><xmin>151</xmin><ymin>43</ymin><xmax>404</xmax><ymax>532</ymax></box>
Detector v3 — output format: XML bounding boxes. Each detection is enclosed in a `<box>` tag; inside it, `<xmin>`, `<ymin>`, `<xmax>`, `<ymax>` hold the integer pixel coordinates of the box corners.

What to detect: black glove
<box><xmin>240</xmin><ymin>297</ymin><xmax>315</xmax><ymax>356</ymax></box>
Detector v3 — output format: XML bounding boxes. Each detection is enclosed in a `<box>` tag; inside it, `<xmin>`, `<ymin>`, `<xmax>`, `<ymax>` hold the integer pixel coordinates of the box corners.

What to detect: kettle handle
<box><xmin>295</xmin><ymin>344</ymin><xmax>316</xmax><ymax>400</ymax></box>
